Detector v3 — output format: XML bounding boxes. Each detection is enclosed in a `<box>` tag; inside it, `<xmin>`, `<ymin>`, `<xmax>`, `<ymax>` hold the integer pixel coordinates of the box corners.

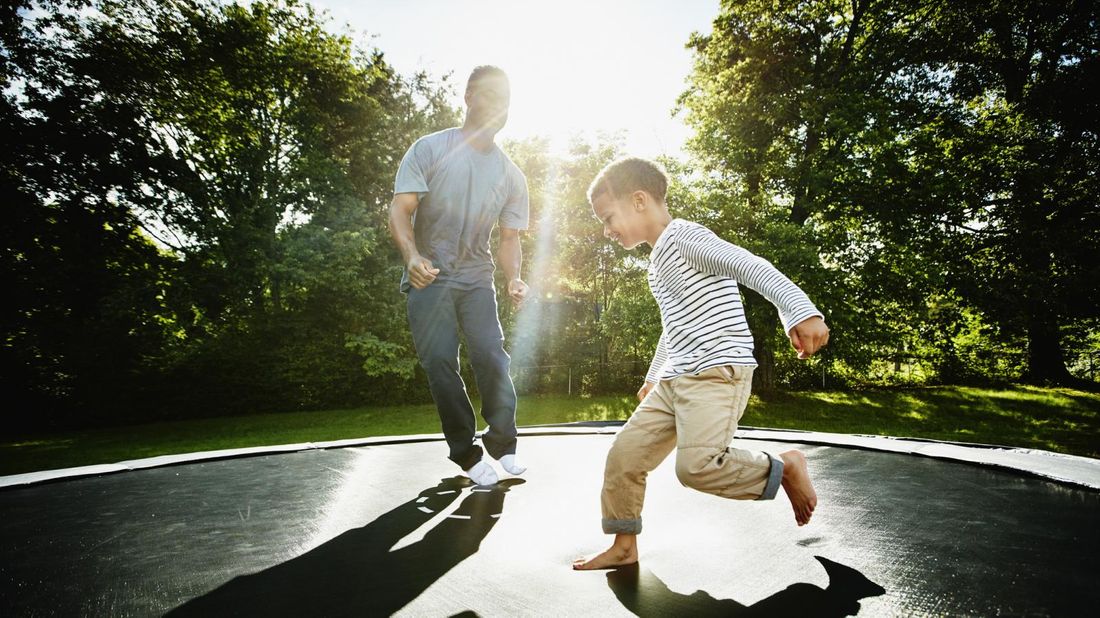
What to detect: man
<box><xmin>388</xmin><ymin>66</ymin><xmax>529</xmax><ymax>486</ymax></box>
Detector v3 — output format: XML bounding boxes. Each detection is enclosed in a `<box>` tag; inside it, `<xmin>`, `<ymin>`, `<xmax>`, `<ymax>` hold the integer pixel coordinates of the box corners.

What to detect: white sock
<box><xmin>464</xmin><ymin>460</ymin><xmax>499</xmax><ymax>486</ymax></box>
<box><xmin>499</xmin><ymin>454</ymin><xmax>526</xmax><ymax>476</ymax></box>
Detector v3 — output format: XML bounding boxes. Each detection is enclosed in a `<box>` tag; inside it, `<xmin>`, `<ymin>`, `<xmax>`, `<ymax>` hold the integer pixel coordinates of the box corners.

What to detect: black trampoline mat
<box><xmin>1</xmin><ymin>433</ymin><xmax>1097</xmax><ymax>616</ymax></box>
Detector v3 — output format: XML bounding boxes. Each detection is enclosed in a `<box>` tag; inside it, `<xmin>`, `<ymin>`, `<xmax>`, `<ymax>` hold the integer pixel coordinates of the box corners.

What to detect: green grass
<box><xmin>747</xmin><ymin>385</ymin><xmax>1100</xmax><ymax>457</ymax></box>
<box><xmin>2</xmin><ymin>385</ymin><xmax>1098</xmax><ymax>477</ymax></box>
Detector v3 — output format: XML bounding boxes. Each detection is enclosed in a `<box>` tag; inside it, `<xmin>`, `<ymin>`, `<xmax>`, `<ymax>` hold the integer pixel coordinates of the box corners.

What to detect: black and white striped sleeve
<box><xmin>677</xmin><ymin>228</ymin><xmax>823</xmax><ymax>333</ymax></box>
<box><xmin>645</xmin><ymin>330</ymin><xmax>669</xmax><ymax>384</ymax></box>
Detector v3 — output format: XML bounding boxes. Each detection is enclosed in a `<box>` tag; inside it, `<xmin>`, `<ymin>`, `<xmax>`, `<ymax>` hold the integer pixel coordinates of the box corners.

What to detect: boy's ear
<box><xmin>632</xmin><ymin>190</ymin><xmax>648</xmax><ymax>211</ymax></box>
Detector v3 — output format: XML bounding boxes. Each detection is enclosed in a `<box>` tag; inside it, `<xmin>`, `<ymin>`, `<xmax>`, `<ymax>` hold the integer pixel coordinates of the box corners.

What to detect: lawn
<box><xmin>1</xmin><ymin>385</ymin><xmax>1097</xmax><ymax>477</ymax></box>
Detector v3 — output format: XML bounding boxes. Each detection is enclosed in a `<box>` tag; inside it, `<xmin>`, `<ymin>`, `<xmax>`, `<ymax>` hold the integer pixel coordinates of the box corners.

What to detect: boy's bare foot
<box><xmin>779</xmin><ymin>450</ymin><xmax>817</xmax><ymax>526</ymax></box>
<box><xmin>572</xmin><ymin>534</ymin><xmax>638</xmax><ymax>570</ymax></box>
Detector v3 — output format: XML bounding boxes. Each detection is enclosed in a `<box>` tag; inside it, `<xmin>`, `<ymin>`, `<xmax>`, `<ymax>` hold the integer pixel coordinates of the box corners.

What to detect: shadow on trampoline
<box><xmin>3</xmin><ymin>432</ymin><xmax>1096</xmax><ymax>615</ymax></box>
<box><xmin>607</xmin><ymin>555</ymin><xmax>886</xmax><ymax>617</ymax></box>
<box><xmin>167</xmin><ymin>476</ymin><xmax>526</xmax><ymax>617</ymax></box>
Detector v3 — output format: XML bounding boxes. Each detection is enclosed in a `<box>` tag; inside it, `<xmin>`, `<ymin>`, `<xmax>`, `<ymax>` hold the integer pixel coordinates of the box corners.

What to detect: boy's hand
<box><xmin>637</xmin><ymin>381</ymin><xmax>655</xmax><ymax>401</ymax></box>
<box><xmin>507</xmin><ymin>278</ymin><xmax>529</xmax><ymax>309</ymax></box>
<box><xmin>789</xmin><ymin>316</ymin><xmax>830</xmax><ymax>359</ymax></box>
<box><xmin>407</xmin><ymin>255</ymin><xmax>440</xmax><ymax>289</ymax></box>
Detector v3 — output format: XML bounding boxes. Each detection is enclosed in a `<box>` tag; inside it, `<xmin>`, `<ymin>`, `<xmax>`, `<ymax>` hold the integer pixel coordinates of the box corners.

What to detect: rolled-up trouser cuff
<box><xmin>756</xmin><ymin>452</ymin><xmax>784</xmax><ymax>501</ymax></box>
<box><xmin>602</xmin><ymin>518</ymin><xmax>642</xmax><ymax>535</ymax></box>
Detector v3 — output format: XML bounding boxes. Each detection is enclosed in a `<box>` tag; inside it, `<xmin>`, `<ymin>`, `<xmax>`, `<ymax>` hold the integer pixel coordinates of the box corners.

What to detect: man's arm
<box><xmin>498</xmin><ymin>227</ymin><xmax>528</xmax><ymax>308</ymax></box>
<box><xmin>388</xmin><ymin>192</ymin><xmax>438</xmax><ymax>289</ymax></box>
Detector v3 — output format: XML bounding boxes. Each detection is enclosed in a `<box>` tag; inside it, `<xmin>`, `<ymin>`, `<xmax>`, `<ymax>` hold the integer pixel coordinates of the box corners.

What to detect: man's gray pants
<box><xmin>406</xmin><ymin>284</ymin><xmax>518</xmax><ymax>470</ymax></box>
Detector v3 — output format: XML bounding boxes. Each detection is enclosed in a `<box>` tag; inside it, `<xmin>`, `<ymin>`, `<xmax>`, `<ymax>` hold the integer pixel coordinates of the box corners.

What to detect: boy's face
<box><xmin>592</xmin><ymin>192</ymin><xmax>647</xmax><ymax>250</ymax></box>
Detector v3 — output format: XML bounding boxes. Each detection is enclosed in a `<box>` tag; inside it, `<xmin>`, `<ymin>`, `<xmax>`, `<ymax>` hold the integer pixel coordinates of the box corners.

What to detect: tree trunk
<box><xmin>1022</xmin><ymin>311</ymin><xmax>1074</xmax><ymax>384</ymax></box>
<box><xmin>753</xmin><ymin>335</ymin><xmax>777</xmax><ymax>392</ymax></box>
<box><xmin>991</xmin><ymin>17</ymin><xmax>1074</xmax><ymax>387</ymax></box>
<box><xmin>1014</xmin><ymin>172</ymin><xmax>1073</xmax><ymax>385</ymax></box>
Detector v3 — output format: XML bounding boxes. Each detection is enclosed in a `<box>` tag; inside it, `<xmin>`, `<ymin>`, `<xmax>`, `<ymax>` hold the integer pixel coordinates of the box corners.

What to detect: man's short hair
<box><xmin>466</xmin><ymin>65</ymin><xmax>508</xmax><ymax>93</ymax></box>
<box><xmin>587</xmin><ymin>157</ymin><xmax>669</xmax><ymax>204</ymax></box>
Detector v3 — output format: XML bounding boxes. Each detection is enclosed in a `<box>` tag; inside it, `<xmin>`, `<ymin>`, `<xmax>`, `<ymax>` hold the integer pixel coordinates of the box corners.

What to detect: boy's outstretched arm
<box><xmin>677</xmin><ymin>228</ymin><xmax>827</xmax><ymax>358</ymax></box>
<box><xmin>789</xmin><ymin>316</ymin><xmax>830</xmax><ymax>359</ymax></box>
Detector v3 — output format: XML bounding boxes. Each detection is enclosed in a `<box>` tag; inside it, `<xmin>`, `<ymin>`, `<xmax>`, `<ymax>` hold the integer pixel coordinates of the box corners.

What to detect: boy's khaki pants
<box><xmin>601</xmin><ymin>365</ymin><xmax>783</xmax><ymax>534</ymax></box>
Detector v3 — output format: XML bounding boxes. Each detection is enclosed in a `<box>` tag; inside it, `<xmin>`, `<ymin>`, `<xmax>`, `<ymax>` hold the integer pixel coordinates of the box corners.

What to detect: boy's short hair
<box><xmin>587</xmin><ymin>157</ymin><xmax>669</xmax><ymax>204</ymax></box>
<box><xmin>466</xmin><ymin>65</ymin><xmax>508</xmax><ymax>93</ymax></box>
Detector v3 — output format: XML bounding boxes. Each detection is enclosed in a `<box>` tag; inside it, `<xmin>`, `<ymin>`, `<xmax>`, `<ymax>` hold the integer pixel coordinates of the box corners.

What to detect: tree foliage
<box><xmin>4</xmin><ymin>0</ymin><xmax>1097</xmax><ymax>433</ymax></box>
<box><xmin>681</xmin><ymin>0</ymin><xmax>1099</xmax><ymax>387</ymax></box>
<box><xmin>2</xmin><ymin>0</ymin><xmax>457</xmax><ymax>428</ymax></box>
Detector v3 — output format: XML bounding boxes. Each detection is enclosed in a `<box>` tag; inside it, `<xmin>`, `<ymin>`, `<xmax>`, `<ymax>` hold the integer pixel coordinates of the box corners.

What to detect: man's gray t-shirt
<box><xmin>394</xmin><ymin>127</ymin><xmax>529</xmax><ymax>292</ymax></box>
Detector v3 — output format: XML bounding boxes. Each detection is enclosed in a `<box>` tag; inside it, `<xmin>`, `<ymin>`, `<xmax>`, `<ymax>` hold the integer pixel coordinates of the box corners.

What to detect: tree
<box><xmin>77</xmin><ymin>0</ymin><xmax>460</xmax><ymax>412</ymax></box>
<box><xmin>2</xmin><ymin>0</ymin><xmax>183</xmax><ymax>428</ymax></box>
<box><xmin>912</xmin><ymin>0</ymin><xmax>1100</xmax><ymax>384</ymax></box>
<box><xmin>682</xmin><ymin>0</ymin><xmax>1099</xmax><ymax>387</ymax></box>
<box><xmin>552</xmin><ymin>136</ymin><xmax>657</xmax><ymax>391</ymax></box>
<box><xmin>681</xmin><ymin>0</ymin><xmax>936</xmax><ymax>387</ymax></box>
<box><xmin>2</xmin><ymin>0</ymin><xmax>461</xmax><ymax>426</ymax></box>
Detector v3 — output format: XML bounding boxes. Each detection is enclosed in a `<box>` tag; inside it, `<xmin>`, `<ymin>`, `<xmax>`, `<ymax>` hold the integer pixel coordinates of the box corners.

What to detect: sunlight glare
<box><xmin>316</xmin><ymin>0</ymin><xmax>717</xmax><ymax>158</ymax></box>
<box><xmin>510</xmin><ymin>161</ymin><xmax>561</xmax><ymax>369</ymax></box>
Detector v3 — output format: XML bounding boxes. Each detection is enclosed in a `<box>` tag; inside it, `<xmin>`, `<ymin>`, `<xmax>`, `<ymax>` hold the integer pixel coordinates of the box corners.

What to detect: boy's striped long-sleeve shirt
<box><xmin>645</xmin><ymin>219</ymin><xmax>823</xmax><ymax>383</ymax></box>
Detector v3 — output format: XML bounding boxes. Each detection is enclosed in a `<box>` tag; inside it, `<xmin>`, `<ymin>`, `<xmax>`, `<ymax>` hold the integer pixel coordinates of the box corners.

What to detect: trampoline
<box><xmin>1</xmin><ymin>424</ymin><xmax>1098</xmax><ymax>616</ymax></box>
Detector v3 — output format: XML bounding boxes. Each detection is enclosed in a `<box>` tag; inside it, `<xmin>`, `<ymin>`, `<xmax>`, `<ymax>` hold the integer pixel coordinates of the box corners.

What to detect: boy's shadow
<box><xmin>607</xmin><ymin>555</ymin><xmax>886</xmax><ymax>617</ymax></box>
<box><xmin>168</xmin><ymin>476</ymin><xmax>524</xmax><ymax>617</ymax></box>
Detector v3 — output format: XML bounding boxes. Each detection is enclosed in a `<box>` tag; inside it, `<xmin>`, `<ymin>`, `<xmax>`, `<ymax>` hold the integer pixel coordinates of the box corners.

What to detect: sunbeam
<box><xmin>509</xmin><ymin>161</ymin><xmax>561</xmax><ymax>377</ymax></box>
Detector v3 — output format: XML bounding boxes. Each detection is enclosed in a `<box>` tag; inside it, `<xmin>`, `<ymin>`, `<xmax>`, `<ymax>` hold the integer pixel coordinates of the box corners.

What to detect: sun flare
<box><xmin>318</xmin><ymin>0</ymin><xmax>716</xmax><ymax>157</ymax></box>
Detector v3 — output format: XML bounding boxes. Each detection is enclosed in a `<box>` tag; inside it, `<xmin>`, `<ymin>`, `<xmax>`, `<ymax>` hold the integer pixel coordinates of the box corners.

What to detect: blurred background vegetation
<box><xmin>2</xmin><ymin>0</ymin><xmax>1097</xmax><ymax>440</ymax></box>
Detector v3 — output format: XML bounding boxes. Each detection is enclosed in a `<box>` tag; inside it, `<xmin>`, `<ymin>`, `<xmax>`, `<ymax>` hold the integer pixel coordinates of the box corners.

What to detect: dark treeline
<box><xmin>2</xmin><ymin>0</ymin><xmax>1097</xmax><ymax>432</ymax></box>
<box><xmin>2</xmin><ymin>0</ymin><xmax>459</xmax><ymax>430</ymax></box>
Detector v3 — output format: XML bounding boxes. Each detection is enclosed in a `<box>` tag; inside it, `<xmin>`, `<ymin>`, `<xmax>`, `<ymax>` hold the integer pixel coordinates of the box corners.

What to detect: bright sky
<box><xmin>309</xmin><ymin>0</ymin><xmax>720</xmax><ymax>157</ymax></box>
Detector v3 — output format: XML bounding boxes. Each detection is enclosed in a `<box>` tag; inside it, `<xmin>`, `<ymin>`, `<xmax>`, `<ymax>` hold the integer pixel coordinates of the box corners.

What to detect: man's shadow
<box><xmin>167</xmin><ymin>476</ymin><xmax>524</xmax><ymax>617</ymax></box>
<box><xmin>607</xmin><ymin>555</ymin><xmax>886</xmax><ymax>617</ymax></box>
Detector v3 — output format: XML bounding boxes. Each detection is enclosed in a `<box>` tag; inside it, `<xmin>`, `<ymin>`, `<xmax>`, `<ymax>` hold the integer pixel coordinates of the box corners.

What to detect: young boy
<box><xmin>574</xmin><ymin>157</ymin><xmax>829</xmax><ymax>570</ymax></box>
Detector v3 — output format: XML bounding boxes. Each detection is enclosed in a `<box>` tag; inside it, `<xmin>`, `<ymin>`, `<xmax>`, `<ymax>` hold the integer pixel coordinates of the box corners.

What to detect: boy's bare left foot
<box><xmin>573</xmin><ymin>535</ymin><xmax>638</xmax><ymax>570</ymax></box>
<box><xmin>779</xmin><ymin>450</ymin><xmax>817</xmax><ymax>526</ymax></box>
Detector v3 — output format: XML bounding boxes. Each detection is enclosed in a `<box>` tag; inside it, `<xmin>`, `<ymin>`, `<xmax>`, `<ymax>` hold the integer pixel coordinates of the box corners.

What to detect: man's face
<box><xmin>465</xmin><ymin>74</ymin><xmax>511</xmax><ymax>133</ymax></box>
<box><xmin>592</xmin><ymin>192</ymin><xmax>645</xmax><ymax>249</ymax></box>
